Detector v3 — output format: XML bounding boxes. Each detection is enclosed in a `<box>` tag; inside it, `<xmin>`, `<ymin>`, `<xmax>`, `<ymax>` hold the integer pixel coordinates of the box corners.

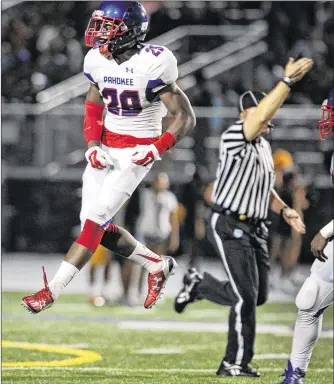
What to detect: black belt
<box><xmin>212</xmin><ymin>205</ymin><xmax>270</xmax><ymax>226</ymax></box>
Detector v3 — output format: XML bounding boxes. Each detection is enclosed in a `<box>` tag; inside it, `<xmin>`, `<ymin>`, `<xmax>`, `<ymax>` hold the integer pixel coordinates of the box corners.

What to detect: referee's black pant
<box><xmin>196</xmin><ymin>212</ymin><xmax>270</xmax><ymax>367</ymax></box>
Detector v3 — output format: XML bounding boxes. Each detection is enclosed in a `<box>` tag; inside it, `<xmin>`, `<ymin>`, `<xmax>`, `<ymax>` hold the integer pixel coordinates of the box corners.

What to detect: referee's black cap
<box><xmin>238</xmin><ymin>90</ymin><xmax>267</xmax><ymax>113</ymax></box>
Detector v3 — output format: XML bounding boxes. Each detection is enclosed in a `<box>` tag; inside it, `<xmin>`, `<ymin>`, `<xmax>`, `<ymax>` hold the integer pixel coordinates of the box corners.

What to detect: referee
<box><xmin>174</xmin><ymin>57</ymin><xmax>313</xmax><ymax>377</ymax></box>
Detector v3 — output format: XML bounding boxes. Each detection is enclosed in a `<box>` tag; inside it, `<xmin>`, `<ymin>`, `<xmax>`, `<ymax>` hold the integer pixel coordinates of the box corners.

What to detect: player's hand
<box><xmin>282</xmin><ymin>208</ymin><xmax>306</xmax><ymax>234</ymax></box>
<box><xmin>311</xmin><ymin>232</ymin><xmax>328</xmax><ymax>262</ymax></box>
<box><xmin>85</xmin><ymin>146</ymin><xmax>113</xmax><ymax>170</ymax></box>
<box><xmin>131</xmin><ymin>144</ymin><xmax>161</xmax><ymax>166</ymax></box>
<box><xmin>284</xmin><ymin>57</ymin><xmax>313</xmax><ymax>84</ymax></box>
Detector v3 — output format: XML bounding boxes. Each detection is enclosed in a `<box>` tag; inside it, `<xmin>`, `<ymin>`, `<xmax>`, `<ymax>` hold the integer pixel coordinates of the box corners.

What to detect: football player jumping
<box><xmin>22</xmin><ymin>1</ymin><xmax>196</xmax><ymax>313</ymax></box>
<box><xmin>279</xmin><ymin>89</ymin><xmax>334</xmax><ymax>383</ymax></box>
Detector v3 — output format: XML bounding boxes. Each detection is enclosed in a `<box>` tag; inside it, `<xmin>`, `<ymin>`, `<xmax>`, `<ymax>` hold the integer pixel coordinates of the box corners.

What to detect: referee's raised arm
<box><xmin>244</xmin><ymin>57</ymin><xmax>313</xmax><ymax>141</ymax></box>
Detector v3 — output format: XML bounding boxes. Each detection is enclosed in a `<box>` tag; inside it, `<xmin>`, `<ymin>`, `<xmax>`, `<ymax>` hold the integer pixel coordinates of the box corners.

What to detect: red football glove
<box><xmin>85</xmin><ymin>146</ymin><xmax>113</xmax><ymax>170</ymax></box>
<box><xmin>131</xmin><ymin>132</ymin><xmax>177</xmax><ymax>167</ymax></box>
<box><xmin>131</xmin><ymin>144</ymin><xmax>161</xmax><ymax>167</ymax></box>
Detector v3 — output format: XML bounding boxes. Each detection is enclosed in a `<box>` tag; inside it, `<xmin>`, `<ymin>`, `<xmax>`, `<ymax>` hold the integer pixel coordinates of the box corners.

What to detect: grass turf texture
<box><xmin>2</xmin><ymin>292</ymin><xmax>333</xmax><ymax>384</ymax></box>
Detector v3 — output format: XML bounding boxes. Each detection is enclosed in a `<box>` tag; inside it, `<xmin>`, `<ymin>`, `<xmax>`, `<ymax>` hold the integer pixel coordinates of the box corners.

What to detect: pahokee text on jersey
<box><xmin>83</xmin><ymin>44</ymin><xmax>178</xmax><ymax>139</ymax></box>
<box><xmin>212</xmin><ymin>121</ymin><xmax>275</xmax><ymax>220</ymax></box>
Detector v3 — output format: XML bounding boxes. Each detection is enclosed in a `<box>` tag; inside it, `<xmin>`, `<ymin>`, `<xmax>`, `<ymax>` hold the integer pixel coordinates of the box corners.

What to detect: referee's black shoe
<box><xmin>216</xmin><ymin>361</ymin><xmax>260</xmax><ymax>377</ymax></box>
<box><xmin>174</xmin><ymin>268</ymin><xmax>203</xmax><ymax>313</ymax></box>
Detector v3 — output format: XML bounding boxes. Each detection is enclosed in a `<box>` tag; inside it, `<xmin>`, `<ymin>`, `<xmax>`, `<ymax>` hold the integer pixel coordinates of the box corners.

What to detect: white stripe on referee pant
<box><xmin>211</xmin><ymin>212</ymin><xmax>244</xmax><ymax>366</ymax></box>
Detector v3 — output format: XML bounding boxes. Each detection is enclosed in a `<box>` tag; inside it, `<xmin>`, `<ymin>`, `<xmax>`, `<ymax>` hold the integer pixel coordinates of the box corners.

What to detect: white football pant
<box><xmin>290</xmin><ymin>240</ymin><xmax>333</xmax><ymax>372</ymax></box>
<box><xmin>80</xmin><ymin>146</ymin><xmax>153</xmax><ymax>230</ymax></box>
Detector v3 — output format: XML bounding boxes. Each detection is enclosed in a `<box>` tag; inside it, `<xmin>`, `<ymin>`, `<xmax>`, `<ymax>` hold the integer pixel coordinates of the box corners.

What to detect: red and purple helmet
<box><xmin>319</xmin><ymin>88</ymin><xmax>334</xmax><ymax>139</ymax></box>
<box><xmin>85</xmin><ymin>1</ymin><xmax>148</xmax><ymax>54</ymax></box>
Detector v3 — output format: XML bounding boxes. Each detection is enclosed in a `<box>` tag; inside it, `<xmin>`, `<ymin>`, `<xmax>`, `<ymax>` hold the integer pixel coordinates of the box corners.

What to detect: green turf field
<box><xmin>2</xmin><ymin>292</ymin><xmax>333</xmax><ymax>383</ymax></box>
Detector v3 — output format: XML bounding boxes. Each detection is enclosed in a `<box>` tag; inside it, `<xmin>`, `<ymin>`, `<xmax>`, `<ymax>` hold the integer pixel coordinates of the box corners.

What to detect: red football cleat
<box><xmin>144</xmin><ymin>256</ymin><xmax>178</xmax><ymax>309</ymax></box>
<box><xmin>21</xmin><ymin>267</ymin><xmax>54</xmax><ymax>314</ymax></box>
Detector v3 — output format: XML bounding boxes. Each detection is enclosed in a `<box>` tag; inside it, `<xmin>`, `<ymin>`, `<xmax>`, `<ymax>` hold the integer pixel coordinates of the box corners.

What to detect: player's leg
<box><xmin>22</xmin><ymin>151</ymin><xmax>177</xmax><ymax>312</ymax></box>
<box><xmin>88</xmin><ymin>261</ymin><xmax>97</xmax><ymax>303</ymax></box>
<box><xmin>100</xmin><ymin>226</ymin><xmax>177</xmax><ymax>308</ymax></box>
<box><xmin>103</xmin><ymin>256</ymin><xmax>112</xmax><ymax>284</ymax></box>
<box><xmin>89</xmin><ymin>245</ymin><xmax>111</xmax><ymax>305</ymax></box>
<box><xmin>138</xmin><ymin>240</ymin><xmax>160</xmax><ymax>296</ymax></box>
<box><xmin>138</xmin><ymin>239</ymin><xmax>168</xmax><ymax>302</ymax></box>
<box><xmin>118</xmin><ymin>258</ymin><xmax>134</xmax><ymax>305</ymax></box>
<box><xmin>49</xmin><ymin>164</ymin><xmax>109</xmax><ymax>300</ymax></box>
<box><xmin>280</xmin><ymin>281</ymin><xmax>333</xmax><ymax>384</ymax></box>
<box><xmin>280</xmin><ymin>241</ymin><xmax>333</xmax><ymax>383</ymax></box>
<box><xmin>89</xmin><ymin>263</ymin><xmax>96</xmax><ymax>287</ymax></box>
<box><xmin>21</xmin><ymin>156</ymin><xmax>141</xmax><ymax>312</ymax></box>
<box><xmin>291</xmin><ymin>279</ymin><xmax>333</xmax><ymax>371</ymax></box>
<box><xmin>21</xmin><ymin>163</ymin><xmax>107</xmax><ymax>313</ymax></box>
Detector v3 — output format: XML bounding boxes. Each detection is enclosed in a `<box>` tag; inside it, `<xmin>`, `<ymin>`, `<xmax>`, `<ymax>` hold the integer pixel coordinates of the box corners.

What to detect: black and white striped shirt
<box><xmin>212</xmin><ymin>121</ymin><xmax>275</xmax><ymax>220</ymax></box>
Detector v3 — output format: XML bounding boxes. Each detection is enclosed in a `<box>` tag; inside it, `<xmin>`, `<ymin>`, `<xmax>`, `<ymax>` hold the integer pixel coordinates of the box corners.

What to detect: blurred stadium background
<box><xmin>1</xmin><ymin>2</ymin><xmax>334</xmax><ymax>383</ymax></box>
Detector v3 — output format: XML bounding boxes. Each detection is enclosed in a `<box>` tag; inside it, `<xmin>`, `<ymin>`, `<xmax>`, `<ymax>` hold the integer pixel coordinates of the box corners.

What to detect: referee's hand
<box><xmin>284</xmin><ymin>57</ymin><xmax>313</xmax><ymax>84</ymax></box>
<box><xmin>282</xmin><ymin>208</ymin><xmax>306</xmax><ymax>234</ymax></box>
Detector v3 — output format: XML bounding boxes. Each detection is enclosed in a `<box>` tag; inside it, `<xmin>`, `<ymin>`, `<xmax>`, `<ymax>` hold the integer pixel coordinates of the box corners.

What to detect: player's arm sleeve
<box><xmin>221</xmin><ymin>123</ymin><xmax>248</xmax><ymax>157</ymax></box>
<box><xmin>146</xmin><ymin>48</ymin><xmax>178</xmax><ymax>102</ymax></box>
<box><xmin>83</xmin><ymin>50</ymin><xmax>98</xmax><ymax>87</ymax></box>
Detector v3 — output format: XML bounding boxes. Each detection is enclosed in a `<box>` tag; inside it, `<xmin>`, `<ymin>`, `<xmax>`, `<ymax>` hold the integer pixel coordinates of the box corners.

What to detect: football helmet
<box><xmin>85</xmin><ymin>1</ymin><xmax>148</xmax><ymax>55</ymax></box>
<box><xmin>319</xmin><ymin>88</ymin><xmax>334</xmax><ymax>139</ymax></box>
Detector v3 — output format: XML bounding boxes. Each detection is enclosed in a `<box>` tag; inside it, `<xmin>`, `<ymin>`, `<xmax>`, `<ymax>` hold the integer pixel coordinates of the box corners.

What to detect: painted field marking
<box><xmin>254</xmin><ymin>353</ymin><xmax>289</xmax><ymax>360</ymax></box>
<box><xmin>118</xmin><ymin>320</ymin><xmax>334</xmax><ymax>338</ymax></box>
<box><xmin>2</xmin><ymin>367</ymin><xmax>333</xmax><ymax>373</ymax></box>
<box><xmin>1</xmin><ymin>340</ymin><xmax>101</xmax><ymax>367</ymax></box>
<box><xmin>54</xmin><ymin>344</ymin><xmax>90</xmax><ymax>349</ymax></box>
<box><xmin>185</xmin><ymin>309</ymin><xmax>298</xmax><ymax>321</ymax></box>
<box><xmin>136</xmin><ymin>347</ymin><xmax>184</xmax><ymax>354</ymax></box>
<box><xmin>134</xmin><ymin>348</ymin><xmax>290</xmax><ymax>359</ymax></box>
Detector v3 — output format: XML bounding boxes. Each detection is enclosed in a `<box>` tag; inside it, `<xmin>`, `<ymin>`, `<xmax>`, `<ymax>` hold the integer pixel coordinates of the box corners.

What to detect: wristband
<box><xmin>154</xmin><ymin>132</ymin><xmax>177</xmax><ymax>155</ymax></box>
<box><xmin>320</xmin><ymin>220</ymin><xmax>334</xmax><ymax>239</ymax></box>
<box><xmin>281</xmin><ymin>77</ymin><xmax>293</xmax><ymax>89</ymax></box>
<box><xmin>280</xmin><ymin>205</ymin><xmax>289</xmax><ymax>218</ymax></box>
<box><xmin>83</xmin><ymin>101</ymin><xmax>105</xmax><ymax>144</ymax></box>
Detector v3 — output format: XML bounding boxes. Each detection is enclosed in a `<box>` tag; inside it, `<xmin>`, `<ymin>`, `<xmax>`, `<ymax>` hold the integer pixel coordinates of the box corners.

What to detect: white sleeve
<box><xmin>83</xmin><ymin>49</ymin><xmax>98</xmax><ymax>86</ymax></box>
<box><xmin>158</xmin><ymin>48</ymin><xmax>178</xmax><ymax>86</ymax></box>
<box><xmin>150</xmin><ymin>47</ymin><xmax>178</xmax><ymax>93</ymax></box>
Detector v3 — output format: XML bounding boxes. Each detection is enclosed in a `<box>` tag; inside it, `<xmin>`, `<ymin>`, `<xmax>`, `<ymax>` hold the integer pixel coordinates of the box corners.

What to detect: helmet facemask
<box><xmin>85</xmin><ymin>9</ymin><xmax>147</xmax><ymax>55</ymax></box>
<box><xmin>85</xmin><ymin>11</ymin><xmax>127</xmax><ymax>45</ymax></box>
<box><xmin>319</xmin><ymin>100</ymin><xmax>334</xmax><ymax>139</ymax></box>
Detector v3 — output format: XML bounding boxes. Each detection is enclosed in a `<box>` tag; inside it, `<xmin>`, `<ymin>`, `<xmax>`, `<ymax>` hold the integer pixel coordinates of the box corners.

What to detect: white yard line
<box><xmin>2</xmin><ymin>367</ymin><xmax>333</xmax><ymax>373</ymax></box>
<box><xmin>52</xmin><ymin>344</ymin><xmax>90</xmax><ymax>349</ymax></box>
<box><xmin>254</xmin><ymin>353</ymin><xmax>289</xmax><ymax>360</ymax></box>
<box><xmin>119</xmin><ymin>320</ymin><xmax>333</xmax><ymax>339</ymax></box>
<box><xmin>133</xmin><ymin>349</ymin><xmax>291</xmax><ymax>359</ymax></box>
<box><xmin>136</xmin><ymin>347</ymin><xmax>184</xmax><ymax>354</ymax></box>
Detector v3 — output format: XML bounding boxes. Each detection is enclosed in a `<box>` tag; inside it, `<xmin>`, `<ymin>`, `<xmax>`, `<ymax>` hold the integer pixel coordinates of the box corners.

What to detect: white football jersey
<box><xmin>83</xmin><ymin>44</ymin><xmax>178</xmax><ymax>138</ymax></box>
